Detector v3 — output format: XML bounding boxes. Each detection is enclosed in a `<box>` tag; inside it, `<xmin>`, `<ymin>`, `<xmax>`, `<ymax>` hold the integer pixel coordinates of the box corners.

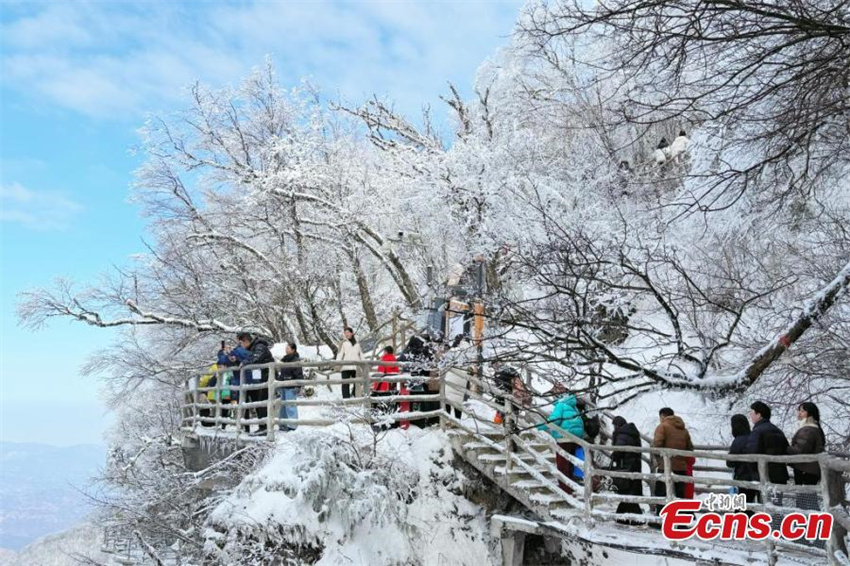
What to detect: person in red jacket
<box><xmin>372</xmin><ymin>346</ymin><xmax>400</xmax><ymax>429</ymax></box>
<box><xmin>374</xmin><ymin>346</ymin><xmax>399</xmax><ymax>392</ymax></box>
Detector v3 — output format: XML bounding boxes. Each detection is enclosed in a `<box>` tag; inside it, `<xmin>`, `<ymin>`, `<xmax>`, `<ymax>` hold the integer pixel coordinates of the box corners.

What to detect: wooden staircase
<box><xmin>446</xmin><ymin>427</ymin><xmax>834</xmax><ymax>566</ymax></box>
<box><xmin>448</xmin><ymin>429</ymin><xmax>582</xmax><ymax>523</ymax></box>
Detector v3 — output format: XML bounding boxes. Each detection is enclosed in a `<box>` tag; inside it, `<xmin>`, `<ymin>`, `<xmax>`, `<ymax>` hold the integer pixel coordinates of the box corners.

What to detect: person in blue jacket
<box><xmin>538</xmin><ymin>384</ymin><xmax>585</xmax><ymax>493</ymax></box>
<box><xmin>216</xmin><ymin>340</ymin><xmax>250</xmax><ymax>430</ymax></box>
<box><xmin>218</xmin><ymin>341</ymin><xmax>250</xmax><ymax>396</ymax></box>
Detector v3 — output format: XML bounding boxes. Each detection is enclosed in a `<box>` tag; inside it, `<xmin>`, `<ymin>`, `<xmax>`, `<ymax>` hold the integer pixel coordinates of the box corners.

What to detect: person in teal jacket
<box><xmin>538</xmin><ymin>393</ymin><xmax>585</xmax><ymax>439</ymax></box>
<box><xmin>538</xmin><ymin>386</ymin><xmax>586</xmax><ymax>494</ymax></box>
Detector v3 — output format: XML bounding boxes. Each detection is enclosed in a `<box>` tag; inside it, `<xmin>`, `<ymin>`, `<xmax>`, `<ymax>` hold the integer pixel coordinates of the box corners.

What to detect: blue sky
<box><xmin>0</xmin><ymin>1</ymin><xmax>522</xmax><ymax>445</ymax></box>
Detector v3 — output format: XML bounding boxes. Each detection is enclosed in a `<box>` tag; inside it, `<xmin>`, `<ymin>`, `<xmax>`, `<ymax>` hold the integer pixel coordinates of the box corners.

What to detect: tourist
<box><xmin>336</xmin><ymin>327</ymin><xmax>364</xmax><ymax>399</ymax></box>
<box><xmin>238</xmin><ymin>331</ymin><xmax>274</xmax><ymax>434</ymax></box>
<box><xmin>537</xmin><ymin>384</ymin><xmax>585</xmax><ymax>494</ymax></box>
<box><xmin>727</xmin><ymin>413</ymin><xmax>758</xmax><ymax>504</ymax></box>
<box><xmin>651</xmin><ymin>408</ymin><xmax>694</xmax><ymax>513</ymax></box>
<box><xmin>276</xmin><ymin>343</ymin><xmax>303</xmax><ymax>432</ymax></box>
<box><xmin>611</xmin><ymin>415</ymin><xmax>643</xmax><ymax>516</ymax></box>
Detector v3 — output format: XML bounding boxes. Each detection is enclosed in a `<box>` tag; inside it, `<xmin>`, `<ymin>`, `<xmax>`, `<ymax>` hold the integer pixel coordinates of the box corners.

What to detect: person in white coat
<box><xmin>668</xmin><ymin>130</ymin><xmax>690</xmax><ymax>162</ymax></box>
<box><xmin>336</xmin><ymin>327</ymin><xmax>364</xmax><ymax>399</ymax></box>
<box><xmin>444</xmin><ymin>367</ymin><xmax>471</xmax><ymax>419</ymax></box>
<box><xmin>653</xmin><ymin>138</ymin><xmax>670</xmax><ymax>165</ymax></box>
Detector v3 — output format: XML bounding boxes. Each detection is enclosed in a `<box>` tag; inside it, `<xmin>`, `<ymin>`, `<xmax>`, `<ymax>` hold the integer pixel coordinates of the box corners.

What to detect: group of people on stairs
<box><xmin>536</xmin><ymin>389</ymin><xmax>827</xmax><ymax>517</ymax></box>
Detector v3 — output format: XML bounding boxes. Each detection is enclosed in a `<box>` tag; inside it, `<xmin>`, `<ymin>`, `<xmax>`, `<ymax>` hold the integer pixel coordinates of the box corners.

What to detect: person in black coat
<box><xmin>397</xmin><ymin>335</ymin><xmax>438</xmax><ymax>427</ymax></box>
<box><xmin>727</xmin><ymin>414</ymin><xmax>758</xmax><ymax>504</ymax></box>
<box><xmin>611</xmin><ymin>416</ymin><xmax>643</xmax><ymax>516</ymax></box>
<box><xmin>276</xmin><ymin>344</ymin><xmax>303</xmax><ymax>432</ymax></box>
<box><xmin>237</xmin><ymin>332</ymin><xmax>274</xmax><ymax>434</ymax></box>
<box><xmin>746</xmin><ymin>401</ymin><xmax>789</xmax><ymax>486</ymax></box>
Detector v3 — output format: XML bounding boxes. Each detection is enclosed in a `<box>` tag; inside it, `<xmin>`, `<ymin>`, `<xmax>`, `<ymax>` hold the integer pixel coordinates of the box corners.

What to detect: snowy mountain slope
<box><xmin>0</xmin><ymin>521</ymin><xmax>108</xmax><ymax>566</ymax></box>
<box><xmin>0</xmin><ymin>442</ymin><xmax>105</xmax><ymax>550</ymax></box>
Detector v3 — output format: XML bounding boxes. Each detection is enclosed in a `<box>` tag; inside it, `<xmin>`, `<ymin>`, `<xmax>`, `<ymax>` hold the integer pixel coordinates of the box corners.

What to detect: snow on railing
<box><xmin>181</xmin><ymin>360</ymin><xmax>444</xmax><ymax>441</ymax></box>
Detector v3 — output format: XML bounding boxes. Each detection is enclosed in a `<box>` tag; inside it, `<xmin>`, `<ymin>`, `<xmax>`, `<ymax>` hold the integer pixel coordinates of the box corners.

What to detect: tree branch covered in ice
<box><xmin>519</xmin><ymin>0</ymin><xmax>850</xmax><ymax>214</ymax></box>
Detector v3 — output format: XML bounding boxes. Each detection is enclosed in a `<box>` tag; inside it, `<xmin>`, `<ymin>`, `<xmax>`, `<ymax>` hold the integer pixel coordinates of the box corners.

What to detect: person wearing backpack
<box><xmin>537</xmin><ymin>384</ymin><xmax>585</xmax><ymax>494</ymax></box>
<box><xmin>651</xmin><ymin>407</ymin><xmax>694</xmax><ymax>514</ymax></box>
<box><xmin>745</xmin><ymin>401</ymin><xmax>790</xmax><ymax>489</ymax></box>
<box><xmin>197</xmin><ymin>363</ymin><xmax>219</xmax><ymax>428</ymax></box>
<box><xmin>492</xmin><ymin>366</ymin><xmax>519</xmax><ymax>424</ymax></box>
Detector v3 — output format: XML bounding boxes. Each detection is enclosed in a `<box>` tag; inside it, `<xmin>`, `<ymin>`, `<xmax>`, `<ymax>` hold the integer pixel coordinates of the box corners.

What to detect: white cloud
<box><xmin>0</xmin><ymin>182</ymin><xmax>84</xmax><ymax>230</ymax></box>
<box><xmin>0</xmin><ymin>1</ymin><xmax>522</xmax><ymax>121</ymax></box>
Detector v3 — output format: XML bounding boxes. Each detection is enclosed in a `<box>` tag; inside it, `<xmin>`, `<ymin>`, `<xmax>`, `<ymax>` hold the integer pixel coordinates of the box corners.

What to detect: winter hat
<box><xmin>612</xmin><ymin>416</ymin><xmax>627</xmax><ymax>429</ymax></box>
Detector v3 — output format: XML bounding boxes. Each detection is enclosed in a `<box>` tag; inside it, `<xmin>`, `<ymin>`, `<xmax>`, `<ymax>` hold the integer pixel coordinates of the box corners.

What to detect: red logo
<box><xmin>660</xmin><ymin>500</ymin><xmax>832</xmax><ymax>542</ymax></box>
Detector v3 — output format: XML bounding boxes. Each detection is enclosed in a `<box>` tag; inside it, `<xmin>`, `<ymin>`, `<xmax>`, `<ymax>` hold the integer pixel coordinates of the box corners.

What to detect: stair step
<box><xmin>464</xmin><ymin>440</ymin><xmax>552</xmax><ymax>452</ymax></box>
<box><xmin>462</xmin><ymin>441</ymin><xmax>501</xmax><ymax>451</ymax></box>
<box><xmin>476</xmin><ymin>453</ymin><xmax>556</xmax><ymax>463</ymax></box>
<box><xmin>479</xmin><ymin>430</ymin><xmax>539</xmax><ymax>440</ymax></box>
<box><xmin>528</xmin><ymin>492</ymin><xmax>567</xmax><ymax>505</ymax></box>
<box><xmin>512</xmin><ymin>479</ymin><xmax>557</xmax><ymax>490</ymax></box>
<box><xmin>549</xmin><ymin>506</ymin><xmax>580</xmax><ymax>518</ymax></box>
<box><xmin>493</xmin><ymin>465</ymin><xmax>555</xmax><ymax>477</ymax></box>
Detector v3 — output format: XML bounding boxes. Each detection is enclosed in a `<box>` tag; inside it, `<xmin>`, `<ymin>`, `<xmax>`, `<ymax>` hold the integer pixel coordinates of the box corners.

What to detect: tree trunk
<box><xmin>348</xmin><ymin>248</ymin><xmax>379</xmax><ymax>331</ymax></box>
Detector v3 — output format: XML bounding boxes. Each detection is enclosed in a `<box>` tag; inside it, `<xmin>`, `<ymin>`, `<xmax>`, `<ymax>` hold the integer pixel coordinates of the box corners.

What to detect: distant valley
<box><xmin>0</xmin><ymin>442</ymin><xmax>106</xmax><ymax>551</ymax></box>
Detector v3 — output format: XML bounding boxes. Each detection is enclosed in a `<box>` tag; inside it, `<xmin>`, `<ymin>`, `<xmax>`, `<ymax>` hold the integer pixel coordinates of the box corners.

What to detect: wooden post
<box><xmin>473</xmin><ymin>300</ymin><xmax>485</xmax><ymax>384</ymax></box>
<box><xmin>820</xmin><ymin>457</ymin><xmax>849</xmax><ymax>562</ymax></box>
<box><xmin>360</xmin><ymin>362</ymin><xmax>371</xmax><ymax>424</ymax></box>
<box><xmin>663</xmin><ymin>454</ymin><xmax>674</xmax><ymax>504</ymax></box>
<box><xmin>192</xmin><ymin>377</ymin><xmax>201</xmax><ymax>431</ymax></box>
<box><xmin>500</xmin><ymin>531</ymin><xmax>525</xmax><ymax>566</ymax></box>
<box><xmin>267</xmin><ymin>367</ymin><xmax>277</xmax><ymax>442</ymax></box>
<box><xmin>757</xmin><ymin>459</ymin><xmax>776</xmax><ymax>565</ymax></box>
<box><xmin>182</xmin><ymin>380</ymin><xmax>191</xmax><ymax>428</ymax></box>
<box><xmin>234</xmin><ymin>369</ymin><xmax>242</xmax><ymax>437</ymax></box>
<box><xmin>584</xmin><ymin>446</ymin><xmax>594</xmax><ymax>519</ymax></box>
<box><xmin>504</xmin><ymin>397</ymin><xmax>514</xmax><ymax>475</ymax></box>
<box><xmin>439</xmin><ymin>369</ymin><xmax>447</xmax><ymax>431</ymax></box>
<box><xmin>214</xmin><ymin>370</ymin><xmax>222</xmax><ymax>428</ymax></box>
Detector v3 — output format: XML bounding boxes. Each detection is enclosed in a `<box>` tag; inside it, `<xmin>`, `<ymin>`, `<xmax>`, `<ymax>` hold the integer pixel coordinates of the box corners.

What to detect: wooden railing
<box><xmin>182</xmin><ymin>360</ymin><xmax>443</xmax><ymax>441</ymax></box>
<box><xmin>442</xmin><ymin>370</ymin><xmax>849</xmax><ymax>565</ymax></box>
<box><xmin>182</xmin><ymin>362</ymin><xmax>850</xmax><ymax>565</ymax></box>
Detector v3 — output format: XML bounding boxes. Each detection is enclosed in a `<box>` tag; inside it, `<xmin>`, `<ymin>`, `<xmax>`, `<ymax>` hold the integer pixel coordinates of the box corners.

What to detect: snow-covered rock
<box><xmin>204</xmin><ymin>425</ymin><xmax>492</xmax><ymax>565</ymax></box>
